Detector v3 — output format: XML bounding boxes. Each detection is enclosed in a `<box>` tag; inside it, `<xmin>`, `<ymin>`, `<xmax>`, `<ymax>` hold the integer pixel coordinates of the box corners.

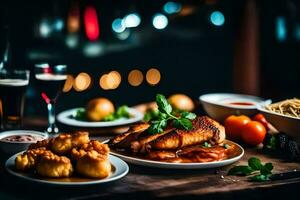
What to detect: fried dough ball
<box><xmin>71</xmin><ymin>140</ymin><xmax>109</xmax><ymax>161</ymax></box>
<box><xmin>51</xmin><ymin>134</ymin><xmax>73</xmax><ymax>155</ymax></box>
<box><xmin>51</xmin><ymin>132</ymin><xmax>90</xmax><ymax>155</ymax></box>
<box><xmin>76</xmin><ymin>150</ymin><xmax>111</xmax><ymax>178</ymax></box>
<box><xmin>15</xmin><ymin>148</ymin><xmax>54</xmax><ymax>171</ymax></box>
<box><xmin>36</xmin><ymin>154</ymin><xmax>73</xmax><ymax>178</ymax></box>
<box><xmin>71</xmin><ymin>131</ymin><xmax>89</xmax><ymax>148</ymax></box>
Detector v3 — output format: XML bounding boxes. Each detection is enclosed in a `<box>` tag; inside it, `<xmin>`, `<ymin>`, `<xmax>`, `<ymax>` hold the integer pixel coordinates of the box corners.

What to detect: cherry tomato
<box><xmin>224</xmin><ymin>115</ymin><xmax>251</xmax><ymax>141</ymax></box>
<box><xmin>253</xmin><ymin>113</ymin><xmax>269</xmax><ymax>130</ymax></box>
<box><xmin>241</xmin><ymin>121</ymin><xmax>266</xmax><ymax>146</ymax></box>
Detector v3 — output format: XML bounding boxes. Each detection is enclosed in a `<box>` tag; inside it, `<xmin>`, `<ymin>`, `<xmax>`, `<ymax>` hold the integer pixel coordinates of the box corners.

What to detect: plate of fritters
<box><xmin>108</xmin><ymin>116</ymin><xmax>244</xmax><ymax>169</ymax></box>
<box><xmin>5</xmin><ymin>132</ymin><xmax>129</xmax><ymax>185</ymax></box>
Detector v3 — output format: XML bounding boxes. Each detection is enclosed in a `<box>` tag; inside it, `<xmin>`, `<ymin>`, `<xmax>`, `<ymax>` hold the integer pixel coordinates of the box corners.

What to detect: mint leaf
<box><xmin>181</xmin><ymin>111</ymin><xmax>196</xmax><ymax>120</ymax></box>
<box><xmin>248</xmin><ymin>157</ymin><xmax>263</xmax><ymax>170</ymax></box>
<box><xmin>173</xmin><ymin>118</ymin><xmax>193</xmax><ymax>130</ymax></box>
<box><xmin>228</xmin><ymin>166</ymin><xmax>255</xmax><ymax>176</ymax></box>
<box><xmin>260</xmin><ymin>163</ymin><xmax>273</xmax><ymax>175</ymax></box>
<box><xmin>250</xmin><ymin>174</ymin><xmax>270</xmax><ymax>182</ymax></box>
<box><xmin>156</xmin><ymin>94</ymin><xmax>172</xmax><ymax>114</ymax></box>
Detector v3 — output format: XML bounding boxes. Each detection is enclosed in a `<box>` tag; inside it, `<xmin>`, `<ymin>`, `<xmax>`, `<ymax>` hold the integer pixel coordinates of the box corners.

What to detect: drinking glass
<box><xmin>0</xmin><ymin>69</ymin><xmax>30</xmax><ymax>130</ymax></box>
<box><xmin>35</xmin><ymin>63</ymin><xmax>67</xmax><ymax>134</ymax></box>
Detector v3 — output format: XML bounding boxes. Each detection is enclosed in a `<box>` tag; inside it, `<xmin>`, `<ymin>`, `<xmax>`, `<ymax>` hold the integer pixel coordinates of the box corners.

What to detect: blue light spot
<box><xmin>112</xmin><ymin>18</ymin><xmax>126</xmax><ymax>33</ymax></box>
<box><xmin>210</xmin><ymin>11</ymin><xmax>225</xmax><ymax>26</ymax></box>
<box><xmin>152</xmin><ymin>13</ymin><xmax>168</xmax><ymax>30</ymax></box>
<box><xmin>294</xmin><ymin>24</ymin><xmax>300</xmax><ymax>40</ymax></box>
<box><xmin>276</xmin><ymin>16</ymin><xmax>286</xmax><ymax>42</ymax></box>
<box><xmin>163</xmin><ymin>2</ymin><xmax>182</xmax><ymax>14</ymax></box>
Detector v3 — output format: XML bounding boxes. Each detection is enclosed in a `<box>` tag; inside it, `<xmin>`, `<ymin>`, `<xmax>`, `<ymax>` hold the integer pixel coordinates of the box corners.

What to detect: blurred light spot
<box><xmin>294</xmin><ymin>24</ymin><xmax>300</xmax><ymax>40</ymax></box>
<box><xmin>63</xmin><ymin>75</ymin><xmax>74</xmax><ymax>93</ymax></box>
<box><xmin>83</xmin><ymin>43</ymin><xmax>104</xmax><ymax>57</ymax></box>
<box><xmin>54</xmin><ymin>19</ymin><xmax>64</xmax><ymax>31</ymax></box>
<box><xmin>128</xmin><ymin>70</ymin><xmax>143</xmax><ymax>87</ymax></box>
<box><xmin>67</xmin><ymin>3</ymin><xmax>80</xmax><ymax>33</ymax></box>
<box><xmin>179</xmin><ymin>6</ymin><xmax>195</xmax><ymax>16</ymax></box>
<box><xmin>163</xmin><ymin>2</ymin><xmax>182</xmax><ymax>14</ymax></box>
<box><xmin>152</xmin><ymin>13</ymin><xmax>168</xmax><ymax>30</ymax></box>
<box><xmin>65</xmin><ymin>34</ymin><xmax>79</xmax><ymax>48</ymax></box>
<box><xmin>84</xmin><ymin>6</ymin><xmax>100</xmax><ymax>41</ymax></box>
<box><xmin>74</xmin><ymin>72</ymin><xmax>91</xmax><ymax>92</ymax></box>
<box><xmin>210</xmin><ymin>11</ymin><xmax>225</xmax><ymax>26</ymax></box>
<box><xmin>276</xmin><ymin>16</ymin><xmax>286</xmax><ymax>42</ymax></box>
<box><xmin>116</xmin><ymin>29</ymin><xmax>131</xmax><ymax>40</ymax></box>
<box><xmin>146</xmin><ymin>68</ymin><xmax>161</xmax><ymax>86</ymax></box>
<box><xmin>40</xmin><ymin>20</ymin><xmax>51</xmax><ymax>38</ymax></box>
<box><xmin>99</xmin><ymin>71</ymin><xmax>121</xmax><ymax>90</ymax></box>
<box><xmin>112</xmin><ymin>18</ymin><xmax>126</xmax><ymax>33</ymax></box>
<box><xmin>124</xmin><ymin>13</ymin><xmax>141</xmax><ymax>28</ymax></box>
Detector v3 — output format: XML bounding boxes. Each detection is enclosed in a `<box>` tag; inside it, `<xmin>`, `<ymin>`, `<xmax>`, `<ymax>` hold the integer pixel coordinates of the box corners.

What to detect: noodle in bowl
<box><xmin>257</xmin><ymin>99</ymin><xmax>300</xmax><ymax>142</ymax></box>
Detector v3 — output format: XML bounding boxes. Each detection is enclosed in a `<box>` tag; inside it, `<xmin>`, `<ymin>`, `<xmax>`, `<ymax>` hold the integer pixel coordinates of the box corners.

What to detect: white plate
<box><xmin>57</xmin><ymin>107</ymin><xmax>144</xmax><ymax>128</ymax></box>
<box><xmin>5</xmin><ymin>153</ymin><xmax>129</xmax><ymax>186</ymax></box>
<box><xmin>109</xmin><ymin>140</ymin><xmax>244</xmax><ymax>169</ymax></box>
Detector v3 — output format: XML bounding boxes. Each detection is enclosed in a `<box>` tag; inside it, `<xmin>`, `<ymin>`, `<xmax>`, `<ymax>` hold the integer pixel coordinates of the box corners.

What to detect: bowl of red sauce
<box><xmin>199</xmin><ymin>93</ymin><xmax>271</xmax><ymax>122</ymax></box>
<box><xmin>0</xmin><ymin>130</ymin><xmax>48</xmax><ymax>155</ymax></box>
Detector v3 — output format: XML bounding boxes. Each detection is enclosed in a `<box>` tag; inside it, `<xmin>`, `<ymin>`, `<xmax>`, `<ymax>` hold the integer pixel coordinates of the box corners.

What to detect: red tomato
<box><xmin>224</xmin><ymin>115</ymin><xmax>251</xmax><ymax>141</ymax></box>
<box><xmin>241</xmin><ymin>121</ymin><xmax>266</xmax><ymax>146</ymax></box>
<box><xmin>253</xmin><ymin>113</ymin><xmax>269</xmax><ymax>130</ymax></box>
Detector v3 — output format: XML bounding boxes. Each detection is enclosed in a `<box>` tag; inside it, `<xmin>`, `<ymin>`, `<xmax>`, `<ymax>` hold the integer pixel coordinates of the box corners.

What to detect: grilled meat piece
<box><xmin>109</xmin><ymin>123</ymin><xmax>150</xmax><ymax>148</ymax></box>
<box><xmin>146</xmin><ymin>116</ymin><xmax>225</xmax><ymax>150</ymax></box>
<box><xmin>146</xmin><ymin>150</ymin><xmax>177</xmax><ymax>160</ymax></box>
<box><xmin>131</xmin><ymin>128</ymin><xmax>175</xmax><ymax>153</ymax></box>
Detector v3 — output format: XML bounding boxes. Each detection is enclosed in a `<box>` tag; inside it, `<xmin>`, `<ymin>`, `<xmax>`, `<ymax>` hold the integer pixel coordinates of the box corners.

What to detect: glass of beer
<box><xmin>35</xmin><ymin>63</ymin><xmax>67</xmax><ymax>134</ymax></box>
<box><xmin>0</xmin><ymin>69</ymin><xmax>30</xmax><ymax>130</ymax></box>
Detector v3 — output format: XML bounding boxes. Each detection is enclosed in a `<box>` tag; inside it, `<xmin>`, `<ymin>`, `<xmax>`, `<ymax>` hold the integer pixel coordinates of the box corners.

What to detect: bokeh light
<box><xmin>210</xmin><ymin>11</ymin><xmax>225</xmax><ymax>26</ymax></box>
<box><xmin>124</xmin><ymin>13</ymin><xmax>141</xmax><ymax>28</ymax></box>
<box><xmin>74</xmin><ymin>72</ymin><xmax>92</xmax><ymax>92</ymax></box>
<box><xmin>39</xmin><ymin>20</ymin><xmax>51</xmax><ymax>38</ymax></box>
<box><xmin>146</xmin><ymin>68</ymin><xmax>161</xmax><ymax>86</ymax></box>
<box><xmin>63</xmin><ymin>75</ymin><xmax>74</xmax><ymax>93</ymax></box>
<box><xmin>99</xmin><ymin>71</ymin><xmax>122</xmax><ymax>90</ymax></box>
<box><xmin>128</xmin><ymin>69</ymin><xmax>143</xmax><ymax>87</ymax></box>
<box><xmin>112</xmin><ymin>18</ymin><xmax>126</xmax><ymax>33</ymax></box>
<box><xmin>163</xmin><ymin>2</ymin><xmax>182</xmax><ymax>14</ymax></box>
<box><xmin>152</xmin><ymin>13</ymin><xmax>168</xmax><ymax>30</ymax></box>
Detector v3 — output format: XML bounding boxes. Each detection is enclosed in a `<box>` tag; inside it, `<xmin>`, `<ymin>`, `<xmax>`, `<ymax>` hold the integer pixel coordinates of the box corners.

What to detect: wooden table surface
<box><xmin>0</xmin><ymin>116</ymin><xmax>300</xmax><ymax>200</ymax></box>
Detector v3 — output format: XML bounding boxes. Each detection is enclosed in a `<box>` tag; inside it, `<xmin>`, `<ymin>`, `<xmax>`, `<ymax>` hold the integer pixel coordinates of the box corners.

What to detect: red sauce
<box><xmin>228</xmin><ymin>102</ymin><xmax>255</xmax><ymax>106</ymax></box>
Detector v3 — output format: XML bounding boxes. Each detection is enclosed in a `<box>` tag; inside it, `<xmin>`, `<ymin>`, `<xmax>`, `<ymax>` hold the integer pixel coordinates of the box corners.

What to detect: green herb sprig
<box><xmin>147</xmin><ymin>94</ymin><xmax>196</xmax><ymax>134</ymax></box>
<box><xmin>228</xmin><ymin>157</ymin><xmax>273</xmax><ymax>182</ymax></box>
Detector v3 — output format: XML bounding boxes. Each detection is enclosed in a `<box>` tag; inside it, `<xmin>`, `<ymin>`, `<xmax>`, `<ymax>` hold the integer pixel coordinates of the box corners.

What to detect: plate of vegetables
<box><xmin>57</xmin><ymin>98</ymin><xmax>144</xmax><ymax>128</ymax></box>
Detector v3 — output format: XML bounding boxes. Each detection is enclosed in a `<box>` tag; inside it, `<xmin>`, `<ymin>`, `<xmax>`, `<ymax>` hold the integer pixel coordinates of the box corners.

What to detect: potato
<box><xmin>86</xmin><ymin>98</ymin><xmax>115</xmax><ymax>121</ymax></box>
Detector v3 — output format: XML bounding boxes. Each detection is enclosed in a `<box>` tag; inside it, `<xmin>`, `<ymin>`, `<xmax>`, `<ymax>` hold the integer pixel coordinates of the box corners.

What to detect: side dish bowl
<box><xmin>199</xmin><ymin>93</ymin><xmax>271</xmax><ymax>122</ymax></box>
<box><xmin>0</xmin><ymin>130</ymin><xmax>48</xmax><ymax>155</ymax></box>
<box><xmin>257</xmin><ymin>105</ymin><xmax>300</xmax><ymax>142</ymax></box>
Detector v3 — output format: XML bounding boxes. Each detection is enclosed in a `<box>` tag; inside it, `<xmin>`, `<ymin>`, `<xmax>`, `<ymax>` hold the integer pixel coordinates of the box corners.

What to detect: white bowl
<box><xmin>0</xmin><ymin>130</ymin><xmax>48</xmax><ymax>155</ymax></box>
<box><xmin>257</xmin><ymin>105</ymin><xmax>300</xmax><ymax>142</ymax></box>
<box><xmin>199</xmin><ymin>93</ymin><xmax>271</xmax><ymax>122</ymax></box>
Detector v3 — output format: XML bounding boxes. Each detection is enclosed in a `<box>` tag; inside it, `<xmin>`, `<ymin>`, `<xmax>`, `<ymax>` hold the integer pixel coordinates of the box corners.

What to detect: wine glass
<box><xmin>35</xmin><ymin>63</ymin><xmax>67</xmax><ymax>134</ymax></box>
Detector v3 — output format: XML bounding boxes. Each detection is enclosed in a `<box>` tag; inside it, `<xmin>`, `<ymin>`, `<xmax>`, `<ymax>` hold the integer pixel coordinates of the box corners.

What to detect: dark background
<box><xmin>0</xmin><ymin>0</ymin><xmax>299</xmax><ymax>117</ymax></box>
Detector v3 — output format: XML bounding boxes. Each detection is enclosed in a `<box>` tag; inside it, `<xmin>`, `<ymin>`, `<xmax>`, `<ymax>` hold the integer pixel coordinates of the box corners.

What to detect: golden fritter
<box><xmin>76</xmin><ymin>150</ymin><xmax>111</xmax><ymax>178</ymax></box>
<box><xmin>36</xmin><ymin>154</ymin><xmax>73</xmax><ymax>178</ymax></box>
<box><xmin>15</xmin><ymin>148</ymin><xmax>54</xmax><ymax>171</ymax></box>
<box><xmin>51</xmin><ymin>132</ymin><xmax>90</xmax><ymax>155</ymax></box>
<box><xmin>71</xmin><ymin>140</ymin><xmax>109</xmax><ymax>161</ymax></box>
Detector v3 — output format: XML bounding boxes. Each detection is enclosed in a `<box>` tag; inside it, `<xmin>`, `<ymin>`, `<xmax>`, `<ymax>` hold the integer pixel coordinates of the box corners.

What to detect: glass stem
<box><xmin>47</xmin><ymin>101</ymin><xmax>58</xmax><ymax>134</ymax></box>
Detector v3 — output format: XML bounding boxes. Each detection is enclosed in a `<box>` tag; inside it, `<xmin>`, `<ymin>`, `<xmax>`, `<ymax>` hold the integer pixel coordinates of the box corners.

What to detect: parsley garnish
<box><xmin>147</xmin><ymin>94</ymin><xmax>196</xmax><ymax>134</ymax></box>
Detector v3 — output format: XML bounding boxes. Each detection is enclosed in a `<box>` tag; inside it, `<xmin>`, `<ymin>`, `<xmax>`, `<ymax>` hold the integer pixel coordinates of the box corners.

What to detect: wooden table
<box><xmin>0</xmin><ymin>117</ymin><xmax>300</xmax><ymax>200</ymax></box>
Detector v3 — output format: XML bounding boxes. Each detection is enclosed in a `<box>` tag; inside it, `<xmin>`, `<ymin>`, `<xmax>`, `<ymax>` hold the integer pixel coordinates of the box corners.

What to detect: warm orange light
<box><xmin>99</xmin><ymin>71</ymin><xmax>121</xmax><ymax>90</ymax></box>
<box><xmin>146</xmin><ymin>68</ymin><xmax>161</xmax><ymax>86</ymax></box>
<box><xmin>128</xmin><ymin>69</ymin><xmax>143</xmax><ymax>87</ymax></box>
<box><xmin>67</xmin><ymin>3</ymin><xmax>80</xmax><ymax>33</ymax></box>
<box><xmin>74</xmin><ymin>72</ymin><xmax>92</xmax><ymax>91</ymax></box>
<box><xmin>63</xmin><ymin>75</ymin><xmax>74</xmax><ymax>93</ymax></box>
